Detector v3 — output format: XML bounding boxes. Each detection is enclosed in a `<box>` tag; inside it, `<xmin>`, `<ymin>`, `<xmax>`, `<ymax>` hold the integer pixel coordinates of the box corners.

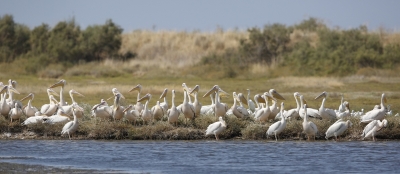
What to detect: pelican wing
<box><xmin>62</xmin><ymin>121</ymin><xmax>74</xmax><ymax>133</ymax></box>
<box><xmin>206</xmin><ymin>121</ymin><xmax>222</xmax><ymax>136</ymax></box>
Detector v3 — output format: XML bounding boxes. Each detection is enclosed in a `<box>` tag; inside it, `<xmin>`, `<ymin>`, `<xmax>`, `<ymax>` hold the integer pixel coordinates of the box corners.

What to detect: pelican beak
<box><xmin>255</xmin><ymin>94</ymin><xmax>265</xmax><ymax>103</ymax></box>
<box><xmin>218</xmin><ymin>88</ymin><xmax>230</xmax><ymax>98</ymax></box>
<box><xmin>71</xmin><ymin>90</ymin><xmax>85</xmax><ymax>97</ymax></box>
<box><xmin>123</xmin><ymin>105</ymin><xmax>133</xmax><ymax>113</ymax></box>
<box><xmin>129</xmin><ymin>84</ymin><xmax>141</xmax><ymax>92</ymax></box>
<box><xmin>0</xmin><ymin>86</ymin><xmax>7</xmax><ymax>94</ymax></box>
<box><xmin>270</xmin><ymin>89</ymin><xmax>285</xmax><ymax>100</ymax></box>
<box><xmin>49</xmin><ymin>79</ymin><xmax>65</xmax><ymax>88</ymax></box>
<box><xmin>189</xmin><ymin>85</ymin><xmax>200</xmax><ymax>95</ymax></box>
<box><xmin>48</xmin><ymin>88</ymin><xmax>59</xmax><ymax>97</ymax></box>
<box><xmin>8</xmin><ymin>86</ymin><xmax>20</xmax><ymax>94</ymax></box>
<box><xmin>315</xmin><ymin>91</ymin><xmax>327</xmax><ymax>100</ymax></box>
<box><xmin>237</xmin><ymin>93</ymin><xmax>248</xmax><ymax>105</ymax></box>
<box><xmin>137</xmin><ymin>93</ymin><xmax>151</xmax><ymax>102</ymax></box>
<box><xmin>159</xmin><ymin>88</ymin><xmax>168</xmax><ymax>99</ymax></box>
<box><xmin>20</xmin><ymin>93</ymin><xmax>34</xmax><ymax>102</ymax></box>
<box><xmin>265</xmin><ymin>92</ymin><xmax>275</xmax><ymax>101</ymax></box>
<box><xmin>203</xmin><ymin>85</ymin><xmax>218</xmax><ymax>98</ymax></box>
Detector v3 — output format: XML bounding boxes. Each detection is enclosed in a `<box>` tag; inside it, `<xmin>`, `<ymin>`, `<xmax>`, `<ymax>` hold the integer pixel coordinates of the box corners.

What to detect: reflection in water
<box><xmin>0</xmin><ymin>140</ymin><xmax>399</xmax><ymax>173</ymax></box>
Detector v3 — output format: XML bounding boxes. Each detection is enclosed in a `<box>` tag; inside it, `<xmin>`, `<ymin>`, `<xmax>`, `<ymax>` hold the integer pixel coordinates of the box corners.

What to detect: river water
<box><xmin>0</xmin><ymin>140</ymin><xmax>399</xmax><ymax>173</ymax></box>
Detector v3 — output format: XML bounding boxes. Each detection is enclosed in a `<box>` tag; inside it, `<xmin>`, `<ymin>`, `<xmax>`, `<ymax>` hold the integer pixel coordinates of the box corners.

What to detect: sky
<box><xmin>1</xmin><ymin>0</ymin><xmax>400</xmax><ymax>33</ymax></box>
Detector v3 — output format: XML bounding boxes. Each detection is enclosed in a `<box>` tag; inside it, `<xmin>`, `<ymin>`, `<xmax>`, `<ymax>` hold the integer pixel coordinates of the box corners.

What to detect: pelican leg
<box><xmin>275</xmin><ymin>132</ymin><xmax>278</xmax><ymax>141</ymax></box>
<box><xmin>216</xmin><ymin>134</ymin><xmax>219</xmax><ymax>141</ymax></box>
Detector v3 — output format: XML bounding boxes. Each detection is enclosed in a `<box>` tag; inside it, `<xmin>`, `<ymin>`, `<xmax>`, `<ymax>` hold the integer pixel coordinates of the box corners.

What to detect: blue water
<box><xmin>0</xmin><ymin>140</ymin><xmax>399</xmax><ymax>173</ymax></box>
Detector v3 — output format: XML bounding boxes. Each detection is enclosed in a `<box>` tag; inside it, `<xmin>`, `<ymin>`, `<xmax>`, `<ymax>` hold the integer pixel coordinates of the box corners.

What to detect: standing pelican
<box><xmin>181</xmin><ymin>87</ymin><xmax>195</xmax><ymax>124</ymax></box>
<box><xmin>20</xmin><ymin>93</ymin><xmax>39</xmax><ymax>117</ymax></box>
<box><xmin>151</xmin><ymin>101</ymin><xmax>164</xmax><ymax>121</ymax></box>
<box><xmin>112</xmin><ymin>93</ymin><xmax>125</xmax><ymax>121</ymax></box>
<box><xmin>360</xmin><ymin>93</ymin><xmax>387</xmax><ymax>123</ymax></box>
<box><xmin>123</xmin><ymin>104</ymin><xmax>140</xmax><ymax>125</ymax></box>
<box><xmin>266</xmin><ymin>102</ymin><xmax>287</xmax><ymax>141</ymax></box>
<box><xmin>129</xmin><ymin>84</ymin><xmax>144</xmax><ymax>113</ymax></box>
<box><xmin>205</xmin><ymin>116</ymin><xmax>227</xmax><ymax>140</ymax></box>
<box><xmin>299</xmin><ymin>95</ymin><xmax>320</xmax><ymax>119</ymax></box>
<box><xmin>336</xmin><ymin>101</ymin><xmax>351</xmax><ymax>119</ymax></box>
<box><xmin>338</xmin><ymin>94</ymin><xmax>346</xmax><ymax>113</ymax></box>
<box><xmin>231</xmin><ymin>92</ymin><xmax>249</xmax><ymax>118</ymax></box>
<box><xmin>302</xmin><ymin>104</ymin><xmax>318</xmax><ymax>141</ymax></box>
<box><xmin>315</xmin><ymin>91</ymin><xmax>337</xmax><ymax>120</ymax></box>
<box><xmin>137</xmin><ymin>93</ymin><xmax>153</xmax><ymax>124</ymax></box>
<box><xmin>6</xmin><ymin>79</ymin><xmax>22</xmax><ymax>109</ymax></box>
<box><xmin>247</xmin><ymin>89</ymin><xmax>256</xmax><ymax>113</ymax></box>
<box><xmin>159</xmin><ymin>88</ymin><xmax>169</xmax><ymax>115</ymax></box>
<box><xmin>49</xmin><ymin>79</ymin><xmax>67</xmax><ymax>106</ymax></box>
<box><xmin>40</xmin><ymin>89</ymin><xmax>60</xmax><ymax>116</ymax></box>
<box><xmin>9</xmin><ymin>103</ymin><xmax>23</xmax><ymax>122</ymax></box>
<box><xmin>0</xmin><ymin>85</ymin><xmax>20</xmax><ymax>117</ymax></box>
<box><xmin>61</xmin><ymin>106</ymin><xmax>82</xmax><ymax>140</ymax></box>
<box><xmin>62</xmin><ymin>89</ymin><xmax>85</xmax><ymax>118</ymax></box>
<box><xmin>254</xmin><ymin>93</ymin><xmax>272</xmax><ymax>123</ymax></box>
<box><xmin>167</xmin><ymin>90</ymin><xmax>180</xmax><ymax>126</ymax></box>
<box><xmin>189</xmin><ymin>85</ymin><xmax>202</xmax><ymax>117</ymax></box>
<box><xmin>276</xmin><ymin>92</ymin><xmax>301</xmax><ymax>120</ymax></box>
<box><xmin>362</xmin><ymin>119</ymin><xmax>388</xmax><ymax>141</ymax></box>
<box><xmin>325</xmin><ymin>119</ymin><xmax>352</xmax><ymax>141</ymax></box>
<box><xmin>268</xmin><ymin>89</ymin><xmax>286</xmax><ymax>120</ymax></box>
<box><xmin>203</xmin><ymin>85</ymin><xmax>228</xmax><ymax>119</ymax></box>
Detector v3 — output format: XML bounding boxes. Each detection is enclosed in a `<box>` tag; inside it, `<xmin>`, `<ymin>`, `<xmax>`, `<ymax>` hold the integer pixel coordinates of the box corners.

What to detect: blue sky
<box><xmin>1</xmin><ymin>0</ymin><xmax>400</xmax><ymax>32</ymax></box>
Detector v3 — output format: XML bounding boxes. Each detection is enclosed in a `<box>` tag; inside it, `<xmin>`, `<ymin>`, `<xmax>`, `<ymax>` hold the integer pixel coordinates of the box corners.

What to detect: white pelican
<box><xmin>338</xmin><ymin>94</ymin><xmax>346</xmax><ymax>113</ymax></box>
<box><xmin>315</xmin><ymin>91</ymin><xmax>337</xmax><ymax>120</ymax></box>
<box><xmin>6</xmin><ymin>79</ymin><xmax>22</xmax><ymax>109</ymax></box>
<box><xmin>129</xmin><ymin>84</ymin><xmax>144</xmax><ymax>113</ymax></box>
<box><xmin>205</xmin><ymin>116</ymin><xmax>227</xmax><ymax>140</ymax></box>
<box><xmin>62</xmin><ymin>89</ymin><xmax>85</xmax><ymax>118</ymax></box>
<box><xmin>276</xmin><ymin>92</ymin><xmax>301</xmax><ymax>120</ymax></box>
<box><xmin>20</xmin><ymin>93</ymin><xmax>39</xmax><ymax>117</ymax></box>
<box><xmin>91</xmin><ymin>99</ymin><xmax>112</xmax><ymax>120</ymax></box>
<box><xmin>325</xmin><ymin>119</ymin><xmax>352</xmax><ymax>141</ymax></box>
<box><xmin>61</xmin><ymin>106</ymin><xmax>83</xmax><ymax>140</ymax></box>
<box><xmin>360</xmin><ymin>93</ymin><xmax>387</xmax><ymax>123</ymax></box>
<box><xmin>167</xmin><ymin>90</ymin><xmax>180</xmax><ymax>126</ymax></box>
<box><xmin>203</xmin><ymin>85</ymin><xmax>228</xmax><ymax>119</ymax></box>
<box><xmin>253</xmin><ymin>94</ymin><xmax>263</xmax><ymax>114</ymax></box>
<box><xmin>302</xmin><ymin>104</ymin><xmax>318</xmax><ymax>141</ymax></box>
<box><xmin>200</xmin><ymin>93</ymin><xmax>215</xmax><ymax>115</ymax></box>
<box><xmin>0</xmin><ymin>85</ymin><xmax>20</xmax><ymax>116</ymax></box>
<box><xmin>231</xmin><ymin>92</ymin><xmax>249</xmax><ymax>119</ymax></box>
<box><xmin>21</xmin><ymin>112</ymin><xmax>47</xmax><ymax>126</ymax></box>
<box><xmin>362</xmin><ymin>119</ymin><xmax>388</xmax><ymax>141</ymax></box>
<box><xmin>9</xmin><ymin>103</ymin><xmax>23</xmax><ymax>122</ymax></box>
<box><xmin>111</xmin><ymin>93</ymin><xmax>125</xmax><ymax>121</ymax></box>
<box><xmin>151</xmin><ymin>101</ymin><xmax>164</xmax><ymax>121</ymax></box>
<box><xmin>43</xmin><ymin>107</ymin><xmax>71</xmax><ymax>124</ymax></box>
<box><xmin>137</xmin><ymin>93</ymin><xmax>153</xmax><ymax>124</ymax></box>
<box><xmin>123</xmin><ymin>105</ymin><xmax>140</xmax><ymax>125</ymax></box>
<box><xmin>247</xmin><ymin>89</ymin><xmax>256</xmax><ymax>113</ymax></box>
<box><xmin>181</xmin><ymin>88</ymin><xmax>195</xmax><ymax>124</ymax></box>
<box><xmin>159</xmin><ymin>88</ymin><xmax>169</xmax><ymax>115</ymax></box>
<box><xmin>336</xmin><ymin>101</ymin><xmax>351</xmax><ymax>119</ymax></box>
<box><xmin>268</xmin><ymin>89</ymin><xmax>286</xmax><ymax>119</ymax></box>
<box><xmin>49</xmin><ymin>79</ymin><xmax>68</xmax><ymax>106</ymax></box>
<box><xmin>266</xmin><ymin>102</ymin><xmax>287</xmax><ymax>141</ymax></box>
<box><xmin>189</xmin><ymin>85</ymin><xmax>202</xmax><ymax>117</ymax></box>
<box><xmin>40</xmin><ymin>89</ymin><xmax>60</xmax><ymax>116</ymax></box>
<box><xmin>299</xmin><ymin>95</ymin><xmax>321</xmax><ymax>119</ymax></box>
<box><xmin>254</xmin><ymin>93</ymin><xmax>273</xmax><ymax>123</ymax></box>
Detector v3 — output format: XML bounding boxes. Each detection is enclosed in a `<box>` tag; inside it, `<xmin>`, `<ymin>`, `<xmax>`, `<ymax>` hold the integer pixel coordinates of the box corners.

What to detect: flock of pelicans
<box><xmin>0</xmin><ymin>79</ymin><xmax>395</xmax><ymax>141</ymax></box>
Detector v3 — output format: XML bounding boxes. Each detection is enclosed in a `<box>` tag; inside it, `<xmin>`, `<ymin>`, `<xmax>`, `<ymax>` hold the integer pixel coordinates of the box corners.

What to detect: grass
<box><xmin>0</xmin><ymin>75</ymin><xmax>400</xmax><ymax>141</ymax></box>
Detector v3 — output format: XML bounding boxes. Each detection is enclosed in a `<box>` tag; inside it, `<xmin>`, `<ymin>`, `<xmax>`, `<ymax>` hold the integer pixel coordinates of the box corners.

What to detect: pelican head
<box><xmin>159</xmin><ymin>88</ymin><xmax>168</xmax><ymax>99</ymax></box>
<box><xmin>315</xmin><ymin>91</ymin><xmax>328</xmax><ymax>100</ymax></box>
<box><xmin>269</xmin><ymin>89</ymin><xmax>285</xmax><ymax>100</ymax></box>
<box><xmin>123</xmin><ymin>104</ymin><xmax>133</xmax><ymax>113</ymax></box>
<box><xmin>7</xmin><ymin>85</ymin><xmax>20</xmax><ymax>94</ymax></box>
<box><xmin>254</xmin><ymin>94</ymin><xmax>262</xmax><ymax>103</ymax></box>
<box><xmin>69</xmin><ymin>89</ymin><xmax>85</xmax><ymax>97</ymax></box>
<box><xmin>263</xmin><ymin>92</ymin><xmax>275</xmax><ymax>102</ymax></box>
<box><xmin>8</xmin><ymin>79</ymin><xmax>17</xmax><ymax>88</ymax></box>
<box><xmin>129</xmin><ymin>84</ymin><xmax>142</xmax><ymax>93</ymax></box>
<box><xmin>137</xmin><ymin>93</ymin><xmax>152</xmax><ymax>102</ymax></box>
<box><xmin>203</xmin><ymin>85</ymin><xmax>219</xmax><ymax>98</ymax></box>
<box><xmin>109</xmin><ymin>88</ymin><xmax>124</xmax><ymax>100</ymax></box>
<box><xmin>189</xmin><ymin>85</ymin><xmax>200</xmax><ymax>95</ymax></box>
<box><xmin>21</xmin><ymin>93</ymin><xmax>34</xmax><ymax>102</ymax></box>
<box><xmin>382</xmin><ymin>119</ymin><xmax>388</xmax><ymax>127</ymax></box>
<box><xmin>47</xmin><ymin>88</ymin><xmax>59</xmax><ymax>97</ymax></box>
<box><xmin>182</xmin><ymin>83</ymin><xmax>191</xmax><ymax>92</ymax></box>
<box><xmin>49</xmin><ymin>79</ymin><xmax>66</xmax><ymax>88</ymax></box>
<box><xmin>237</xmin><ymin>92</ymin><xmax>248</xmax><ymax>105</ymax></box>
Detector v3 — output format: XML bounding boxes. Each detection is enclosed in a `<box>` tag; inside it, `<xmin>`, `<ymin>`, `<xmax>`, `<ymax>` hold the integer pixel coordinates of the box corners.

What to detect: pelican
<box><xmin>151</xmin><ymin>101</ymin><xmax>164</xmax><ymax>121</ymax></box>
<box><xmin>123</xmin><ymin>105</ymin><xmax>140</xmax><ymax>125</ymax></box>
<box><xmin>336</xmin><ymin>101</ymin><xmax>351</xmax><ymax>119</ymax></box>
<box><xmin>61</xmin><ymin>106</ymin><xmax>83</xmax><ymax>140</ymax></box>
<box><xmin>200</xmin><ymin>93</ymin><xmax>215</xmax><ymax>115</ymax></box>
<box><xmin>253</xmin><ymin>94</ymin><xmax>263</xmax><ymax>114</ymax></box>
<box><xmin>167</xmin><ymin>90</ymin><xmax>180</xmax><ymax>126</ymax></box>
<box><xmin>5</xmin><ymin>79</ymin><xmax>22</xmax><ymax>109</ymax></box>
<box><xmin>111</xmin><ymin>93</ymin><xmax>125</xmax><ymax>121</ymax></box>
<box><xmin>231</xmin><ymin>92</ymin><xmax>249</xmax><ymax>118</ymax></box>
<box><xmin>247</xmin><ymin>89</ymin><xmax>256</xmax><ymax>113</ymax></box>
<box><xmin>362</xmin><ymin>119</ymin><xmax>388</xmax><ymax>141</ymax></box>
<box><xmin>203</xmin><ymin>85</ymin><xmax>228</xmax><ymax>119</ymax></box>
<box><xmin>0</xmin><ymin>85</ymin><xmax>20</xmax><ymax>117</ymax></box>
<box><xmin>129</xmin><ymin>84</ymin><xmax>144</xmax><ymax>113</ymax></box>
<box><xmin>21</xmin><ymin>112</ymin><xmax>47</xmax><ymax>126</ymax></box>
<box><xmin>338</xmin><ymin>94</ymin><xmax>346</xmax><ymax>113</ymax></box>
<box><xmin>40</xmin><ymin>89</ymin><xmax>60</xmax><ymax>116</ymax></box>
<box><xmin>360</xmin><ymin>93</ymin><xmax>387</xmax><ymax>123</ymax></box>
<box><xmin>302</xmin><ymin>104</ymin><xmax>318</xmax><ymax>141</ymax></box>
<box><xmin>266</xmin><ymin>102</ymin><xmax>287</xmax><ymax>141</ymax></box>
<box><xmin>299</xmin><ymin>95</ymin><xmax>321</xmax><ymax>119</ymax></box>
<box><xmin>49</xmin><ymin>79</ymin><xmax>67</xmax><ymax>106</ymax></box>
<box><xmin>9</xmin><ymin>102</ymin><xmax>23</xmax><ymax>122</ymax></box>
<box><xmin>20</xmin><ymin>93</ymin><xmax>39</xmax><ymax>117</ymax></box>
<box><xmin>159</xmin><ymin>88</ymin><xmax>169</xmax><ymax>115</ymax></box>
<box><xmin>315</xmin><ymin>91</ymin><xmax>337</xmax><ymax>120</ymax></box>
<box><xmin>62</xmin><ymin>89</ymin><xmax>85</xmax><ymax>118</ymax></box>
<box><xmin>254</xmin><ymin>93</ymin><xmax>273</xmax><ymax>123</ymax></box>
<box><xmin>205</xmin><ymin>116</ymin><xmax>227</xmax><ymax>140</ymax></box>
<box><xmin>43</xmin><ymin>107</ymin><xmax>71</xmax><ymax>124</ymax></box>
<box><xmin>276</xmin><ymin>92</ymin><xmax>301</xmax><ymax>120</ymax></box>
<box><xmin>137</xmin><ymin>93</ymin><xmax>153</xmax><ymax>124</ymax></box>
<box><xmin>189</xmin><ymin>85</ymin><xmax>202</xmax><ymax>117</ymax></box>
<box><xmin>91</xmin><ymin>99</ymin><xmax>112</xmax><ymax>120</ymax></box>
<box><xmin>181</xmin><ymin>87</ymin><xmax>195</xmax><ymax>124</ymax></box>
<box><xmin>325</xmin><ymin>119</ymin><xmax>352</xmax><ymax>141</ymax></box>
<box><xmin>268</xmin><ymin>89</ymin><xmax>286</xmax><ymax>119</ymax></box>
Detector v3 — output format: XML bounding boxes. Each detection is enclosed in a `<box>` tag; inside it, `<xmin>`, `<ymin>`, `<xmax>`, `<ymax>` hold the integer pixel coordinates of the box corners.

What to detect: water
<box><xmin>0</xmin><ymin>140</ymin><xmax>399</xmax><ymax>173</ymax></box>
